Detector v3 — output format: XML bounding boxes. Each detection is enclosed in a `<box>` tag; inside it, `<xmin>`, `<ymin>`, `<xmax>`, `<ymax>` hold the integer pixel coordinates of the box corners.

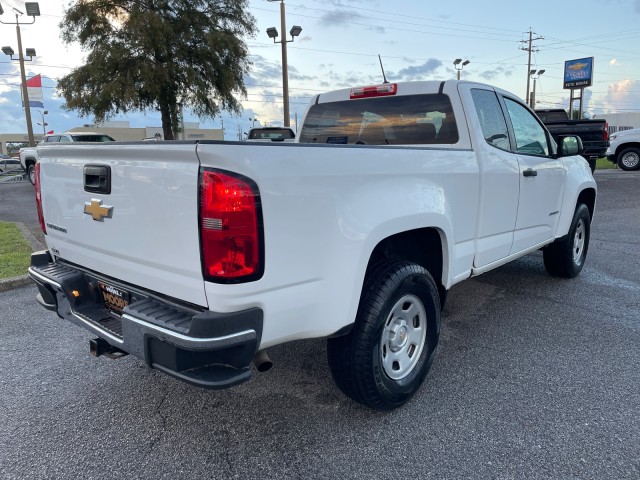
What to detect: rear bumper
<box><xmin>28</xmin><ymin>250</ymin><xmax>263</xmax><ymax>389</ymax></box>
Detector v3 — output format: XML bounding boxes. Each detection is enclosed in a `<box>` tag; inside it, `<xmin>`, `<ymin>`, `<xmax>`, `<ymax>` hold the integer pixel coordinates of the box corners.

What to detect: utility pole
<box><xmin>519</xmin><ymin>29</ymin><xmax>543</xmax><ymax>103</ymax></box>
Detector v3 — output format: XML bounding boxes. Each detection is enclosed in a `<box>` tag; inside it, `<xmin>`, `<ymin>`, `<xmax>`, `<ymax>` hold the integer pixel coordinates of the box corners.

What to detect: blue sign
<box><xmin>564</xmin><ymin>57</ymin><xmax>593</xmax><ymax>89</ymax></box>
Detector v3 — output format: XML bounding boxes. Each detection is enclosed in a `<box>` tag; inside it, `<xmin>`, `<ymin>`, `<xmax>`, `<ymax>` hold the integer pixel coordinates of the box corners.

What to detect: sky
<box><xmin>2</xmin><ymin>0</ymin><xmax>640</xmax><ymax>140</ymax></box>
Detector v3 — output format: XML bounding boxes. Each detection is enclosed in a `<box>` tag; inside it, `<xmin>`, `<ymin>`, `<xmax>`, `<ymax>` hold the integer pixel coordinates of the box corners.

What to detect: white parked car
<box><xmin>606</xmin><ymin>128</ymin><xmax>640</xmax><ymax>171</ymax></box>
<box><xmin>0</xmin><ymin>157</ymin><xmax>23</xmax><ymax>173</ymax></box>
<box><xmin>19</xmin><ymin>132</ymin><xmax>115</xmax><ymax>184</ymax></box>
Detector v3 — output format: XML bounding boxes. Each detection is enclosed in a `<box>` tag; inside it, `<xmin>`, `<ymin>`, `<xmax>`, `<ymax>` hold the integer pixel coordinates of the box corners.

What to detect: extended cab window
<box><xmin>503</xmin><ymin>98</ymin><xmax>549</xmax><ymax>157</ymax></box>
<box><xmin>45</xmin><ymin>136</ymin><xmax>60</xmax><ymax>143</ymax></box>
<box><xmin>470</xmin><ymin>89</ymin><xmax>510</xmax><ymax>151</ymax></box>
<box><xmin>70</xmin><ymin>134</ymin><xmax>116</xmax><ymax>142</ymax></box>
<box><xmin>298</xmin><ymin>94</ymin><xmax>458</xmax><ymax>145</ymax></box>
<box><xmin>248</xmin><ymin>129</ymin><xmax>295</xmax><ymax>140</ymax></box>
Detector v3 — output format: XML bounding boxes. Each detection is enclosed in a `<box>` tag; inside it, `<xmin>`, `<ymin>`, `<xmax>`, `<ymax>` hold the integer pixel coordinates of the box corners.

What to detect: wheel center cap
<box><xmin>388</xmin><ymin>321</ymin><xmax>409</xmax><ymax>352</ymax></box>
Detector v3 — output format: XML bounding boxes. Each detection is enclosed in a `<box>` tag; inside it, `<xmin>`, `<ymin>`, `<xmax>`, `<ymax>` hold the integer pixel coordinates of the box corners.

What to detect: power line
<box><xmin>300</xmin><ymin>0</ymin><xmax>524</xmax><ymax>34</ymax></box>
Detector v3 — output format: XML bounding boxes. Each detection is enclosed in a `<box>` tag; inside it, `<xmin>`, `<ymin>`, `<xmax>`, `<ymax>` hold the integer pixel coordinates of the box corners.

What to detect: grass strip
<box><xmin>596</xmin><ymin>157</ymin><xmax>617</xmax><ymax>170</ymax></box>
<box><xmin>0</xmin><ymin>222</ymin><xmax>32</xmax><ymax>279</ymax></box>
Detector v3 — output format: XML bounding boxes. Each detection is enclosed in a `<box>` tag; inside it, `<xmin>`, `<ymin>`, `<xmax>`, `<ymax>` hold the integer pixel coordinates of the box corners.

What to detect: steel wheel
<box><xmin>618</xmin><ymin>147</ymin><xmax>640</xmax><ymax>171</ymax></box>
<box><xmin>28</xmin><ymin>164</ymin><xmax>36</xmax><ymax>185</ymax></box>
<box><xmin>327</xmin><ymin>261</ymin><xmax>441</xmax><ymax>410</ymax></box>
<box><xmin>381</xmin><ymin>294</ymin><xmax>427</xmax><ymax>380</ymax></box>
<box><xmin>543</xmin><ymin>203</ymin><xmax>591</xmax><ymax>278</ymax></box>
<box><xmin>572</xmin><ymin>218</ymin><xmax>586</xmax><ymax>266</ymax></box>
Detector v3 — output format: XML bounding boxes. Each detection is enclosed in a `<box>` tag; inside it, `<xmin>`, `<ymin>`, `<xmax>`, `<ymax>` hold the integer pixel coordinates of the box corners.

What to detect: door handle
<box><xmin>523</xmin><ymin>168</ymin><xmax>538</xmax><ymax>177</ymax></box>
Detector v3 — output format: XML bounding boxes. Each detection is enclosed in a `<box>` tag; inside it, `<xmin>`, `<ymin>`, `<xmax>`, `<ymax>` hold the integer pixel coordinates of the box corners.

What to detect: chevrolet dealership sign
<box><xmin>564</xmin><ymin>57</ymin><xmax>594</xmax><ymax>89</ymax></box>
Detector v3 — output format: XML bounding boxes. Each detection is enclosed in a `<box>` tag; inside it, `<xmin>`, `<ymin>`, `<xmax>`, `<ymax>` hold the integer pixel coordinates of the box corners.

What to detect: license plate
<box><xmin>98</xmin><ymin>281</ymin><xmax>130</xmax><ymax>314</ymax></box>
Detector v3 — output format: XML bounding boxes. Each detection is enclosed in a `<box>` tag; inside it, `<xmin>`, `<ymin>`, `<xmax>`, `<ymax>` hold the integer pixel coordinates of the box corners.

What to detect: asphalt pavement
<box><xmin>0</xmin><ymin>171</ymin><xmax>639</xmax><ymax>479</ymax></box>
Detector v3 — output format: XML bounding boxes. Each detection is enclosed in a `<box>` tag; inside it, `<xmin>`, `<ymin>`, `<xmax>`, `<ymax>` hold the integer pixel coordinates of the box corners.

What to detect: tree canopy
<box><xmin>57</xmin><ymin>0</ymin><xmax>257</xmax><ymax>139</ymax></box>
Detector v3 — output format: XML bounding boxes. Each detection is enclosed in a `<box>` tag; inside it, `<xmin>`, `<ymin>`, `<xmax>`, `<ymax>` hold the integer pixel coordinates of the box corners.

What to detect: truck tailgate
<box><xmin>37</xmin><ymin>143</ymin><xmax>207</xmax><ymax>307</ymax></box>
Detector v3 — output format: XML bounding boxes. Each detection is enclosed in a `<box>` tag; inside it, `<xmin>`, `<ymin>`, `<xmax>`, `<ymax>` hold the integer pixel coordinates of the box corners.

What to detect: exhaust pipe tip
<box><xmin>253</xmin><ymin>349</ymin><xmax>273</xmax><ymax>372</ymax></box>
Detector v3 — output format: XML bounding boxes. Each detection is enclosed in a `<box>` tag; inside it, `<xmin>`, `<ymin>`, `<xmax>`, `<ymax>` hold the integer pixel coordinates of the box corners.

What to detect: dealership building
<box><xmin>0</xmin><ymin>121</ymin><xmax>223</xmax><ymax>155</ymax></box>
<box><xmin>594</xmin><ymin>112</ymin><xmax>640</xmax><ymax>134</ymax></box>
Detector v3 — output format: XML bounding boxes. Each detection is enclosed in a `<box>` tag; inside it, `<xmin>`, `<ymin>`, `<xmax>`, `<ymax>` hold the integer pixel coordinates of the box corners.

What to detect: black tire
<box><xmin>543</xmin><ymin>204</ymin><xmax>590</xmax><ymax>278</ymax></box>
<box><xmin>327</xmin><ymin>261</ymin><xmax>441</xmax><ymax>410</ymax></box>
<box><xmin>586</xmin><ymin>157</ymin><xmax>596</xmax><ymax>173</ymax></box>
<box><xmin>27</xmin><ymin>163</ymin><xmax>36</xmax><ymax>185</ymax></box>
<box><xmin>617</xmin><ymin>147</ymin><xmax>640</xmax><ymax>171</ymax></box>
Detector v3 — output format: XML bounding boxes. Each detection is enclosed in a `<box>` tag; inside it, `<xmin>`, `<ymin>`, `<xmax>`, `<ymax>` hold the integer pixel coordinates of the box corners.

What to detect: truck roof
<box><xmin>312</xmin><ymin>80</ymin><xmax>515</xmax><ymax>105</ymax></box>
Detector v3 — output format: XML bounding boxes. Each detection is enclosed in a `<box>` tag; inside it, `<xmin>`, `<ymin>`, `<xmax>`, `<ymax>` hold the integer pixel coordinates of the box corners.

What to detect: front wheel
<box><xmin>327</xmin><ymin>261</ymin><xmax>441</xmax><ymax>410</ymax></box>
<box><xmin>27</xmin><ymin>163</ymin><xmax>36</xmax><ymax>185</ymax></box>
<box><xmin>543</xmin><ymin>204</ymin><xmax>591</xmax><ymax>278</ymax></box>
<box><xmin>617</xmin><ymin>147</ymin><xmax>640</xmax><ymax>171</ymax></box>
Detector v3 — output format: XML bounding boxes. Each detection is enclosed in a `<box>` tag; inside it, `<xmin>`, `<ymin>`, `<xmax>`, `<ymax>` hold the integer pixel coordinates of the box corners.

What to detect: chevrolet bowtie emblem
<box><xmin>84</xmin><ymin>199</ymin><xmax>113</xmax><ymax>221</ymax></box>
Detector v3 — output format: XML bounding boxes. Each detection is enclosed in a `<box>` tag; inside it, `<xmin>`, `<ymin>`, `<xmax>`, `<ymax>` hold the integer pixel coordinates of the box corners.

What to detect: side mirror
<box><xmin>557</xmin><ymin>135</ymin><xmax>583</xmax><ymax>157</ymax></box>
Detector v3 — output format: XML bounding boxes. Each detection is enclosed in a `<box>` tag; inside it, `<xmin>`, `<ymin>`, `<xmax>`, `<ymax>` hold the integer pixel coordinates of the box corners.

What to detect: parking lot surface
<box><xmin>1</xmin><ymin>171</ymin><xmax>639</xmax><ymax>479</ymax></box>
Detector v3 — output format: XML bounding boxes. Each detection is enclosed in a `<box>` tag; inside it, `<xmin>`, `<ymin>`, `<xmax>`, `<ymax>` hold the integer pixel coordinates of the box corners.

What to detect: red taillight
<box><xmin>34</xmin><ymin>162</ymin><xmax>46</xmax><ymax>235</ymax></box>
<box><xmin>199</xmin><ymin>169</ymin><xmax>262</xmax><ymax>283</ymax></box>
<box><xmin>350</xmin><ymin>83</ymin><xmax>397</xmax><ymax>99</ymax></box>
<box><xmin>604</xmin><ymin>122</ymin><xmax>609</xmax><ymax>142</ymax></box>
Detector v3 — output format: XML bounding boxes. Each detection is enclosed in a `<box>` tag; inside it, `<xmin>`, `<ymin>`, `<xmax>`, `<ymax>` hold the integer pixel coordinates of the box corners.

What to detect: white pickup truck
<box><xmin>606</xmin><ymin>128</ymin><xmax>640</xmax><ymax>171</ymax></box>
<box><xmin>29</xmin><ymin>81</ymin><xmax>596</xmax><ymax>410</ymax></box>
<box><xmin>19</xmin><ymin>131</ymin><xmax>115</xmax><ymax>184</ymax></box>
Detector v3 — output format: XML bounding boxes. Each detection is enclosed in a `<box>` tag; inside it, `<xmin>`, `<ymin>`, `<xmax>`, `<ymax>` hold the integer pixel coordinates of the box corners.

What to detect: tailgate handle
<box><xmin>84</xmin><ymin>165</ymin><xmax>111</xmax><ymax>194</ymax></box>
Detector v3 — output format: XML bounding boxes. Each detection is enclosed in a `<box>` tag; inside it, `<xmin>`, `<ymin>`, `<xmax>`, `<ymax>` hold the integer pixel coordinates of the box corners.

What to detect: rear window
<box><xmin>70</xmin><ymin>134</ymin><xmax>115</xmax><ymax>142</ymax></box>
<box><xmin>248</xmin><ymin>129</ymin><xmax>295</xmax><ymax>140</ymax></box>
<box><xmin>298</xmin><ymin>94</ymin><xmax>459</xmax><ymax>145</ymax></box>
<box><xmin>535</xmin><ymin>111</ymin><xmax>568</xmax><ymax>123</ymax></box>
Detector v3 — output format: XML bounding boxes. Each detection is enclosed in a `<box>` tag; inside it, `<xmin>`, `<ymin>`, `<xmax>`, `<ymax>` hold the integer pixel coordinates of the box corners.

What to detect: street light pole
<box><xmin>37</xmin><ymin>109</ymin><xmax>48</xmax><ymax>135</ymax></box>
<box><xmin>16</xmin><ymin>24</ymin><xmax>36</xmax><ymax>146</ymax></box>
<box><xmin>453</xmin><ymin>58</ymin><xmax>470</xmax><ymax>80</ymax></box>
<box><xmin>529</xmin><ymin>69</ymin><xmax>545</xmax><ymax>109</ymax></box>
<box><xmin>278</xmin><ymin>1</ymin><xmax>289</xmax><ymax>127</ymax></box>
<box><xmin>0</xmin><ymin>2</ymin><xmax>41</xmax><ymax>147</ymax></box>
<box><xmin>267</xmin><ymin>0</ymin><xmax>301</xmax><ymax>128</ymax></box>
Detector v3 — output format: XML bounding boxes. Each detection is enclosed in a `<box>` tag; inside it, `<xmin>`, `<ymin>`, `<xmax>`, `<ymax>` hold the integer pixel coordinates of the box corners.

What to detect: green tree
<box><xmin>57</xmin><ymin>0</ymin><xmax>256</xmax><ymax>139</ymax></box>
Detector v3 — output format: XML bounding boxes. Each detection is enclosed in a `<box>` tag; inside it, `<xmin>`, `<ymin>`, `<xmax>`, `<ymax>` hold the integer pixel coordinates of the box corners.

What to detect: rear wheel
<box><xmin>327</xmin><ymin>261</ymin><xmax>440</xmax><ymax>410</ymax></box>
<box><xmin>617</xmin><ymin>147</ymin><xmax>640</xmax><ymax>171</ymax></box>
<box><xmin>543</xmin><ymin>204</ymin><xmax>590</xmax><ymax>278</ymax></box>
<box><xmin>27</xmin><ymin>163</ymin><xmax>36</xmax><ymax>185</ymax></box>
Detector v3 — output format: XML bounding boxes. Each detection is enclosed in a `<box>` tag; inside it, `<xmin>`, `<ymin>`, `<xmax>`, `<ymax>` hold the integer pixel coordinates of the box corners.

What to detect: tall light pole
<box><xmin>529</xmin><ymin>69</ymin><xmax>545</xmax><ymax>109</ymax></box>
<box><xmin>249</xmin><ymin>117</ymin><xmax>258</xmax><ymax>128</ymax></box>
<box><xmin>266</xmin><ymin>0</ymin><xmax>302</xmax><ymax>128</ymax></box>
<box><xmin>453</xmin><ymin>58</ymin><xmax>470</xmax><ymax>80</ymax></box>
<box><xmin>37</xmin><ymin>109</ymin><xmax>48</xmax><ymax>135</ymax></box>
<box><xmin>0</xmin><ymin>2</ymin><xmax>41</xmax><ymax>147</ymax></box>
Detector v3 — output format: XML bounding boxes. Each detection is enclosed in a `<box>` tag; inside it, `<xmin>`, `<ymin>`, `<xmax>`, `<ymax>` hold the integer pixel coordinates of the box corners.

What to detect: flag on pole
<box><xmin>23</xmin><ymin>74</ymin><xmax>44</xmax><ymax>108</ymax></box>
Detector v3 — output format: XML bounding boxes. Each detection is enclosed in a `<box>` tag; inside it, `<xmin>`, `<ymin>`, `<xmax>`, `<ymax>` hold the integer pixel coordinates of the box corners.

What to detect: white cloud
<box><xmin>598</xmin><ymin>79</ymin><xmax>640</xmax><ymax>113</ymax></box>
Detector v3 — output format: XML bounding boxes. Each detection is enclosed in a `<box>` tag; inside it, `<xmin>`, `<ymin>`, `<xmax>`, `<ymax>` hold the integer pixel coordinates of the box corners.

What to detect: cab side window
<box><xmin>503</xmin><ymin>98</ymin><xmax>549</xmax><ymax>156</ymax></box>
<box><xmin>470</xmin><ymin>89</ymin><xmax>510</xmax><ymax>151</ymax></box>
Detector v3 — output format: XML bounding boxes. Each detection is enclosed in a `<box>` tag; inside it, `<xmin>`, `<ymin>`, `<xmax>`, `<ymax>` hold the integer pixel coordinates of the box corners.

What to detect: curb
<box><xmin>0</xmin><ymin>222</ymin><xmax>45</xmax><ymax>293</ymax></box>
<box><xmin>0</xmin><ymin>274</ymin><xmax>32</xmax><ymax>293</ymax></box>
